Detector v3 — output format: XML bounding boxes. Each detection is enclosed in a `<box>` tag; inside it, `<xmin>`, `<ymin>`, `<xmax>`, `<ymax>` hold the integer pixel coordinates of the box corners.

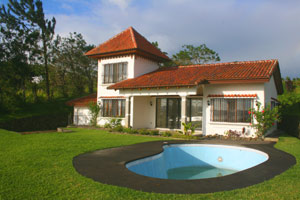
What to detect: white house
<box><xmin>67</xmin><ymin>27</ymin><xmax>283</xmax><ymax>137</ymax></box>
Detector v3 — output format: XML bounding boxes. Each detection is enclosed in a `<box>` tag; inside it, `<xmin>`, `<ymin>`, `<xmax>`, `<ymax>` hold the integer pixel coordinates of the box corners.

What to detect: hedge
<box><xmin>0</xmin><ymin>113</ymin><xmax>70</xmax><ymax>132</ymax></box>
<box><xmin>279</xmin><ymin>114</ymin><xmax>300</xmax><ymax>138</ymax></box>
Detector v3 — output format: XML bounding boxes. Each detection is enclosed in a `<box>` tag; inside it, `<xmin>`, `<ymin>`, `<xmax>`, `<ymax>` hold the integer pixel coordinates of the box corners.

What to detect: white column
<box><xmin>181</xmin><ymin>95</ymin><xmax>187</xmax><ymax>131</ymax></box>
<box><xmin>125</xmin><ymin>96</ymin><xmax>131</xmax><ymax>128</ymax></box>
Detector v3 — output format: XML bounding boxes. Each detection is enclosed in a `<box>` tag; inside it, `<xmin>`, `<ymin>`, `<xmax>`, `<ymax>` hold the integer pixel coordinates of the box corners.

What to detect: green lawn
<box><xmin>0</xmin><ymin>128</ymin><xmax>299</xmax><ymax>200</ymax></box>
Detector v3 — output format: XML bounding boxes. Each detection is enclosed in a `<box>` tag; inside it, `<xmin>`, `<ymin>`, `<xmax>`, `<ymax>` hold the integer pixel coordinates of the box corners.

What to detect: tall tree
<box><xmin>50</xmin><ymin>32</ymin><xmax>97</xmax><ymax>96</ymax></box>
<box><xmin>8</xmin><ymin>0</ymin><xmax>56</xmax><ymax>100</ymax></box>
<box><xmin>172</xmin><ymin>44</ymin><xmax>220</xmax><ymax>65</ymax></box>
<box><xmin>0</xmin><ymin>2</ymin><xmax>39</xmax><ymax>108</ymax></box>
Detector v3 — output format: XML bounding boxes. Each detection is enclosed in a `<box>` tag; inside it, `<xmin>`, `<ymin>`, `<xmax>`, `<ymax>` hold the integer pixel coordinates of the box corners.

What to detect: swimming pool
<box><xmin>126</xmin><ymin>144</ymin><xmax>269</xmax><ymax>180</ymax></box>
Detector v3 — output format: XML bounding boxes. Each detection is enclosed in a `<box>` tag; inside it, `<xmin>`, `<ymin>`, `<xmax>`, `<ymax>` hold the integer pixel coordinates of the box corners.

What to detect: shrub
<box><xmin>104</xmin><ymin>123</ymin><xmax>111</xmax><ymax>129</ymax></box>
<box><xmin>150</xmin><ymin>130</ymin><xmax>159</xmax><ymax>136</ymax></box>
<box><xmin>109</xmin><ymin>118</ymin><xmax>122</xmax><ymax>128</ymax></box>
<box><xmin>138</xmin><ymin>129</ymin><xmax>150</xmax><ymax>135</ymax></box>
<box><xmin>162</xmin><ymin>131</ymin><xmax>172</xmax><ymax>137</ymax></box>
<box><xmin>88</xmin><ymin>102</ymin><xmax>101</xmax><ymax>126</ymax></box>
<box><xmin>249</xmin><ymin>102</ymin><xmax>280</xmax><ymax>137</ymax></box>
<box><xmin>112</xmin><ymin>125</ymin><xmax>123</xmax><ymax>132</ymax></box>
<box><xmin>122</xmin><ymin>127</ymin><xmax>132</xmax><ymax>133</ymax></box>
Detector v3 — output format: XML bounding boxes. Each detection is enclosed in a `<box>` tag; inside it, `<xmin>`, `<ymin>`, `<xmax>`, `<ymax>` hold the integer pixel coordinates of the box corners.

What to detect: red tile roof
<box><xmin>85</xmin><ymin>27</ymin><xmax>170</xmax><ymax>62</ymax></box>
<box><xmin>208</xmin><ymin>94</ymin><xmax>257</xmax><ymax>98</ymax></box>
<box><xmin>66</xmin><ymin>93</ymin><xmax>97</xmax><ymax>107</ymax></box>
<box><xmin>108</xmin><ymin>59</ymin><xmax>283</xmax><ymax>94</ymax></box>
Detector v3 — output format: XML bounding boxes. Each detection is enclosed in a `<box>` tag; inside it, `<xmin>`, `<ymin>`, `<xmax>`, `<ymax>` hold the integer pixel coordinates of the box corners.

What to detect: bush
<box><xmin>122</xmin><ymin>127</ymin><xmax>131</xmax><ymax>133</ymax></box>
<box><xmin>104</xmin><ymin>123</ymin><xmax>111</xmax><ymax>129</ymax></box>
<box><xmin>0</xmin><ymin>113</ymin><xmax>69</xmax><ymax>132</ymax></box>
<box><xmin>150</xmin><ymin>130</ymin><xmax>159</xmax><ymax>136</ymax></box>
<box><xmin>112</xmin><ymin>125</ymin><xmax>123</xmax><ymax>132</ymax></box>
<box><xmin>138</xmin><ymin>129</ymin><xmax>150</xmax><ymax>135</ymax></box>
<box><xmin>162</xmin><ymin>131</ymin><xmax>172</xmax><ymax>137</ymax></box>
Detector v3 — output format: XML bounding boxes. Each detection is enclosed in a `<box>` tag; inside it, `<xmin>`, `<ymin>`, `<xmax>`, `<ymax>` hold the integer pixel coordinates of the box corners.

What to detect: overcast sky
<box><xmin>1</xmin><ymin>0</ymin><xmax>300</xmax><ymax>78</ymax></box>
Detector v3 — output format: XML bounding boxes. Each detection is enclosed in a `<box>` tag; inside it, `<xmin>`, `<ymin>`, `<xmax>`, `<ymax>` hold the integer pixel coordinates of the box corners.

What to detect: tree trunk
<box><xmin>42</xmin><ymin>36</ymin><xmax>50</xmax><ymax>101</ymax></box>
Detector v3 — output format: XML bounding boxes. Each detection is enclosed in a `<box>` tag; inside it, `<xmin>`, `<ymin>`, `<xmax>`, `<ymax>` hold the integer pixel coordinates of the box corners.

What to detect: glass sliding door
<box><xmin>156</xmin><ymin>98</ymin><xmax>181</xmax><ymax>129</ymax></box>
<box><xmin>186</xmin><ymin>98</ymin><xmax>203</xmax><ymax>130</ymax></box>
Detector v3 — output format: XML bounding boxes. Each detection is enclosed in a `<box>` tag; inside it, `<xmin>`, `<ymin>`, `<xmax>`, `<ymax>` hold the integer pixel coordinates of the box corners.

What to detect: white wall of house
<box><xmin>131</xmin><ymin>96</ymin><xmax>155</xmax><ymax>129</ymax></box>
<box><xmin>264</xmin><ymin>75</ymin><xmax>278</xmax><ymax>105</ymax></box>
<box><xmin>134</xmin><ymin>56</ymin><xmax>159</xmax><ymax>77</ymax></box>
<box><xmin>96</xmin><ymin>55</ymin><xmax>159</xmax><ymax>127</ymax></box>
<box><xmin>73</xmin><ymin>107</ymin><xmax>92</xmax><ymax>125</ymax></box>
<box><xmin>203</xmin><ymin>83</ymin><xmax>265</xmax><ymax>137</ymax></box>
<box><xmin>264</xmin><ymin>75</ymin><xmax>279</xmax><ymax>135</ymax></box>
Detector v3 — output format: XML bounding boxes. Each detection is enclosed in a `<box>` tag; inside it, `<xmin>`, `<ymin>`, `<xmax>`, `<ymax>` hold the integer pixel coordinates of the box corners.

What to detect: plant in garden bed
<box><xmin>249</xmin><ymin>102</ymin><xmax>280</xmax><ymax>137</ymax></box>
<box><xmin>88</xmin><ymin>102</ymin><xmax>101</xmax><ymax>126</ymax></box>
<box><xmin>181</xmin><ymin>122</ymin><xmax>197</xmax><ymax>135</ymax></box>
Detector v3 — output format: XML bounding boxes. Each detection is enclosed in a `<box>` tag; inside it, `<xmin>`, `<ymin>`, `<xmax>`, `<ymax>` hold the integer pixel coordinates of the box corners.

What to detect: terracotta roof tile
<box><xmin>108</xmin><ymin>59</ymin><xmax>283</xmax><ymax>94</ymax></box>
<box><xmin>208</xmin><ymin>94</ymin><xmax>257</xmax><ymax>98</ymax></box>
<box><xmin>66</xmin><ymin>93</ymin><xmax>97</xmax><ymax>107</ymax></box>
<box><xmin>85</xmin><ymin>27</ymin><xmax>170</xmax><ymax>62</ymax></box>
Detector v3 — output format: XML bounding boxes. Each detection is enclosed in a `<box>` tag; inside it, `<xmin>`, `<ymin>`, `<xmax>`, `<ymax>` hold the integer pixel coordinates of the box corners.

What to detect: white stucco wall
<box><xmin>264</xmin><ymin>75</ymin><xmax>279</xmax><ymax>135</ymax></box>
<box><xmin>134</xmin><ymin>56</ymin><xmax>159</xmax><ymax>77</ymax></box>
<box><xmin>74</xmin><ymin>107</ymin><xmax>92</xmax><ymax>125</ymax></box>
<box><xmin>131</xmin><ymin>96</ymin><xmax>155</xmax><ymax>129</ymax></box>
<box><xmin>203</xmin><ymin>83</ymin><xmax>265</xmax><ymax>137</ymax></box>
<box><xmin>264</xmin><ymin>75</ymin><xmax>278</xmax><ymax>105</ymax></box>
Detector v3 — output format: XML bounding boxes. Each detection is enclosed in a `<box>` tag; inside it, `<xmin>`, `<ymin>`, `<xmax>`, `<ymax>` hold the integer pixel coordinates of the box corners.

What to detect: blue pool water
<box><xmin>126</xmin><ymin>144</ymin><xmax>269</xmax><ymax>180</ymax></box>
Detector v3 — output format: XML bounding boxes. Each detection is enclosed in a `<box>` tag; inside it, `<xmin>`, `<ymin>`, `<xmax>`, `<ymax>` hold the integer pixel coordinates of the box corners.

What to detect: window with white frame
<box><xmin>102</xmin><ymin>99</ymin><xmax>125</xmax><ymax>117</ymax></box>
<box><xmin>210</xmin><ymin>98</ymin><xmax>253</xmax><ymax>123</ymax></box>
<box><xmin>103</xmin><ymin>62</ymin><xmax>127</xmax><ymax>83</ymax></box>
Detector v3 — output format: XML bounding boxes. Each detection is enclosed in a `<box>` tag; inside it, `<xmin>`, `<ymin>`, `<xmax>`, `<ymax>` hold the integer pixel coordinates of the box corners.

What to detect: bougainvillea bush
<box><xmin>249</xmin><ymin>102</ymin><xmax>280</xmax><ymax>137</ymax></box>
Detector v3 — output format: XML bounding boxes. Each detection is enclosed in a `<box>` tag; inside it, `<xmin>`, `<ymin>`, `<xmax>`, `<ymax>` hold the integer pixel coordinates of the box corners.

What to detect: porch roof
<box><xmin>108</xmin><ymin>59</ymin><xmax>283</xmax><ymax>94</ymax></box>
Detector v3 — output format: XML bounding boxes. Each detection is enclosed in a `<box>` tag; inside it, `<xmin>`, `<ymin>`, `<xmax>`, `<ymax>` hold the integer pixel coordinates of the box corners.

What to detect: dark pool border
<box><xmin>73</xmin><ymin>140</ymin><xmax>296</xmax><ymax>194</ymax></box>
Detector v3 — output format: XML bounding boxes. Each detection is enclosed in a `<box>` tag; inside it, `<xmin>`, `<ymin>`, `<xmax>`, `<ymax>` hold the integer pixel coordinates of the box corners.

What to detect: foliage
<box><xmin>249</xmin><ymin>102</ymin><xmax>280</xmax><ymax>137</ymax></box>
<box><xmin>172</xmin><ymin>44</ymin><xmax>220</xmax><ymax>65</ymax></box>
<box><xmin>224</xmin><ymin>130</ymin><xmax>242</xmax><ymax>138</ymax></box>
<box><xmin>4</xmin><ymin>0</ymin><xmax>56</xmax><ymax>100</ymax></box>
<box><xmin>138</xmin><ymin>129</ymin><xmax>150</xmax><ymax>135</ymax></box>
<box><xmin>161</xmin><ymin>131</ymin><xmax>172</xmax><ymax>137</ymax></box>
<box><xmin>181</xmin><ymin>122</ymin><xmax>197</xmax><ymax>135</ymax></box>
<box><xmin>111</xmin><ymin>125</ymin><xmax>123</xmax><ymax>132</ymax></box>
<box><xmin>88</xmin><ymin>101</ymin><xmax>101</xmax><ymax>126</ymax></box>
<box><xmin>150</xmin><ymin>130</ymin><xmax>159</xmax><ymax>136</ymax></box>
<box><xmin>50</xmin><ymin>33</ymin><xmax>97</xmax><ymax>96</ymax></box>
<box><xmin>105</xmin><ymin>118</ymin><xmax>122</xmax><ymax>129</ymax></box>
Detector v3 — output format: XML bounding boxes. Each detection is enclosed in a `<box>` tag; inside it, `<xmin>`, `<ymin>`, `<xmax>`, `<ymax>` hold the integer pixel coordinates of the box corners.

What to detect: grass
<box><xmin>0</xmin><ymin>128</ymin><xmax>299</xmax><ymax>200</ymax></box>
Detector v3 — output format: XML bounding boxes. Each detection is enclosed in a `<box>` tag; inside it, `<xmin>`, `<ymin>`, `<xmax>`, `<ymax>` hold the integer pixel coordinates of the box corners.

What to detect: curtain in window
<box><xmin>211</xmin><ymin>98</ymin><xmax>252</xmax><ymax>123</ymax></box>
<box><xmin>103</xmin><ymin>63</ymin><xmax>128</xmax><ymax>83</ymax></box>
<box><xmin>102</xmin><ymin>99</ymin><xmax>125</xmax><ymax>117</ymax></box>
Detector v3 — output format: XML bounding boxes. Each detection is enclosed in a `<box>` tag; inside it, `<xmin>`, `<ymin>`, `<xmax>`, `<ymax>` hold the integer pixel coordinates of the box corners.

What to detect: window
<box><xmin>156</xmin><ymin>98</ymin><xmax>181</xmax><ymax>129</ymax></box>
<box><xmin>210</xmin><ymin>98</ymin><xmax>252</xmax><ymax>123</ymax></box>
<box><xmin>103</xmin><ymin>62</ymin><xmax>127</xmax><ymax>83</ymax></box>
<box><xmin>102</xmin><ymin>99</ymin><xmax>125</xmax><ymax>117</ymax></box>
<box><xmin>186</xmin><ymin>98</ymin><xmax>203</xmax><ymax>130</ymax></box>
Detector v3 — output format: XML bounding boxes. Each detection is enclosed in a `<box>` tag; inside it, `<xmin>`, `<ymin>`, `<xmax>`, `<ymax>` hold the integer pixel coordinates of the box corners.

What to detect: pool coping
<box><xmin>73</xmin><ymin>139</ymin><xmax>296</xmax><ymax>194</ymax></box>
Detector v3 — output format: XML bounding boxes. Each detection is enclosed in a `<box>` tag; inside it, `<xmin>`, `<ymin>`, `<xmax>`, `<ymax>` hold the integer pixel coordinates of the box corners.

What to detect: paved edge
<box><xmin>73</xmin><ymin>140</ymin><xmax>296</xmax><ymax>194</ymax></box>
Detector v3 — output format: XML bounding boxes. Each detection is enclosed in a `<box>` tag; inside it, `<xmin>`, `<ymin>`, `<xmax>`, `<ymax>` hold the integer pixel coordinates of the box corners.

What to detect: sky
<box><xmin>1</xmin><ymin>0</ymin><xmax>300</xmax><ymax>78</ymax></box>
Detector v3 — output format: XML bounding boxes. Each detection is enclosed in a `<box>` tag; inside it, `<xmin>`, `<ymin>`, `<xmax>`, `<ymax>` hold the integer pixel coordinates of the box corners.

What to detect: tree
<box><xmin>50</xmin><ymin>32</ymin><xmax>97</xmax><ymax>96</ymax></box>
<box><xmin>172</xmin><ymin>44</ymin><xmax>220</xmax><ymax>65</ymax></box>
<box><xmin>7</xmin><ymin>0</ymin><xmax>56</xmax><ymax>100</ymax></box>
<box><xmin>0</xmin><ymin>2</ymin><xmax>40</xmax><ymax>109</ymax></box>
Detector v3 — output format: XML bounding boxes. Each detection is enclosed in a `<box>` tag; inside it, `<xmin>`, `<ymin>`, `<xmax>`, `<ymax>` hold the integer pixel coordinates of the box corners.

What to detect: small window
<box><xmin>102</xmin><ymin>99</ymin><xmax>125</xmax><ymax>117</ymax></box>
<box><xmin>210</xmin><ymin>98</ymin><xmax>252</xmax><ymax>123</ymax></box>
<box><xmin>103</xmin><ymin>62</ymin><xmax>128</xmax><ymax>83</ymax></box>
